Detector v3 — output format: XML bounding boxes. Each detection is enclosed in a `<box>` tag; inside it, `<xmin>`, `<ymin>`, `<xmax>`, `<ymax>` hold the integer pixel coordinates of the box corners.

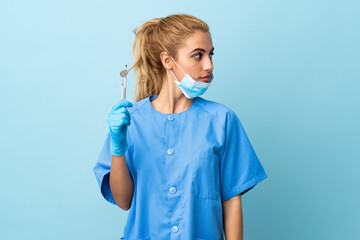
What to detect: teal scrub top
<box><xmin>93</xmin><ymin>95</ymin><xmax>268</xmax><ymax>240</ymax></box>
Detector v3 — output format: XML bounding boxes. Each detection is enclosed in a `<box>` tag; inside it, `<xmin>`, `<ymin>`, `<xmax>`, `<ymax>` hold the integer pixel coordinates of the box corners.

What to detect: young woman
<box><xmin>93</xmin><ymin>14</ymin><xmax>267</xmax><ymax>240</ymax></box>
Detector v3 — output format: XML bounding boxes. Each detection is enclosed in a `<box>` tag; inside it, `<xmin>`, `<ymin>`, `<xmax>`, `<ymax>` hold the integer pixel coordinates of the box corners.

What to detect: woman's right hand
<box><xmin>108</xmin><ymin>100</ymin><xmax>133</xmax><ymax>156</ymax></box>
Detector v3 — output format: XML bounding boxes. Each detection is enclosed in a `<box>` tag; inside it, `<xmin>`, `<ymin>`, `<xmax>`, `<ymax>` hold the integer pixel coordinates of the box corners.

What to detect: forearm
<box><xmin>109</xmin><ymin>154</ymin><xmax>134</xmax><ymax>210</ymax></box>
<box><xmin>222</xmin><ymin>194</ymin><xmax>243</xmax><ymax>240</ymax></box>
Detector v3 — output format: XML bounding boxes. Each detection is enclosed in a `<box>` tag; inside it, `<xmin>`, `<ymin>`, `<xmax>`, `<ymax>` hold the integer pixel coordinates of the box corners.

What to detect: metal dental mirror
<box><xmin>120</xmin><ymin>65</ymin><xmax>128</xmax><ymax>100</ymax></box>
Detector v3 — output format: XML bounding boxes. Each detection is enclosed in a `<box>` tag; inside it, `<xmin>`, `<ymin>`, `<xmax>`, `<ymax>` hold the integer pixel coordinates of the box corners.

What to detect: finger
<box><xmin>111</xmin><ymin>108</ymin><xmax>131</xmax><ymax>119</ymax></box>
<box><xmin>122</xmin><ymin>118</ymin><xmax>130</xmax><ymax>126</ymax></box>
<box><xmin>109</xmin><ymin>116</ymin><xmax>129</xmax><ymax>128</ymax></box>
<box><xmin>111</xmin><ymin>100</ymin><xmax>133</xmax><ymax>111</ymax></box>
<box><xmin>109</xmin><ymin>113</ymin><xmax>130</xmax><ymax>125</ymax></box>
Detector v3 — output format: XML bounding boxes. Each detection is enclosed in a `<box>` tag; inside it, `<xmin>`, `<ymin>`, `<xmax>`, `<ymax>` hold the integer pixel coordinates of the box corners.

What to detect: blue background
<box><xmin>1</xmin><ymin>0</ymin><xmax>359</xmax><ymax>239</ymax></box>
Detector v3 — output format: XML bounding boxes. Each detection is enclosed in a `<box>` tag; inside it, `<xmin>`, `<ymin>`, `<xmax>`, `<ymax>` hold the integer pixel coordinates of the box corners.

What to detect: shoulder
<box><xmin>127</xmin><ymin>96</ymin><xmax>149</xmax><ymax>115</ymax></box>
<box><xmin>195</xmin><ymin>97</ymin><xmax>238</xmax><ymax>125</ymax></box>
<box><xmin>196</xmin><ymin>97</ymin><xmax>233</xmax><ymax>114</ymax></box>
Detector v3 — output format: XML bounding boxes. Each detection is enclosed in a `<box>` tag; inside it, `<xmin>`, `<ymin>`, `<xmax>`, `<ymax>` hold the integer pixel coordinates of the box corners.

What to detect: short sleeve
<box><xmin>220</xmin><ymin>109</ymin><xmax>268</xmax><ymax>201</ymax></box>
<box><xmin>93</xmin><ymin>131</ymin><xmax>135</xmax><ymax>205</ymax></box>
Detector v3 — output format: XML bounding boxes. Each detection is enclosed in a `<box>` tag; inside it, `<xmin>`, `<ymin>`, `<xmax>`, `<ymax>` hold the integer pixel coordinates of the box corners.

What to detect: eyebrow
<box><xmin>189</xmin><ymin>47</ymin><xmax>215</xmax><ymax>54</ymax></box>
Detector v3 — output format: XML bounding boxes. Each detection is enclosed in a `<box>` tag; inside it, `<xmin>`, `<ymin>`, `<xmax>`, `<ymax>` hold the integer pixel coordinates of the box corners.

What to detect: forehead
<box><xmin>179</xmin><ymin>31</ymin><xmax>213</xmax><ymax>53</ymax></box>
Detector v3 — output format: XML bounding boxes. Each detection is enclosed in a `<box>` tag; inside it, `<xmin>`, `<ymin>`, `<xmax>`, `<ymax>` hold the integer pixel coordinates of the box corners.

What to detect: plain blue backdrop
<box><xmin>1</xmin><ymin>0</ymin><xmax>359</xmax><ymax>239</ymax></box>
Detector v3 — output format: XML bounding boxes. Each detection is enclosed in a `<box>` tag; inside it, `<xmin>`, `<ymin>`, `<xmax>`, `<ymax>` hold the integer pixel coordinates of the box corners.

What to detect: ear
<box><xmin>160</xmin><ymin>52</ymin><xmax>172</xmax><ymax>70</ymax></box>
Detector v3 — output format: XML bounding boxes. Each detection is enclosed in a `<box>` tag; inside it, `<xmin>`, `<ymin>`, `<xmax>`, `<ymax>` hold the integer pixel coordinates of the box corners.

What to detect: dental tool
<box><xmin>120</xmin><ymin>65</ymin><xmax>128</xmax><ymax>100</ymax></box>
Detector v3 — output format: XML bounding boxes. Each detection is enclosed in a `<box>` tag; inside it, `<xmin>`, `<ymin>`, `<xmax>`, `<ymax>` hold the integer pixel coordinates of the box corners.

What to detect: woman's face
<box><xmin>172</xmin><ymin>30</ymin><xmax>214</xmax><ymax>83</ymax></box>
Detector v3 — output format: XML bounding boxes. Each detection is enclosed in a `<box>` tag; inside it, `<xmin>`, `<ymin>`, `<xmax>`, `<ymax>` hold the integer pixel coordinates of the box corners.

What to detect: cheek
<box><xmin>185</xmin><ymin>64</ymin><xmax>202</xmax><ymax>78</ymax></box>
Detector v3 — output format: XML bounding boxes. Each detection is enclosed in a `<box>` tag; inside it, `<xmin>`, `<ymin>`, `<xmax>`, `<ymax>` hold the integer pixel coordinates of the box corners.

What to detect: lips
<box><xmin>199</xmin><ymin>75</ymin><xmax>211</xmax><ymax>82</ymax></box>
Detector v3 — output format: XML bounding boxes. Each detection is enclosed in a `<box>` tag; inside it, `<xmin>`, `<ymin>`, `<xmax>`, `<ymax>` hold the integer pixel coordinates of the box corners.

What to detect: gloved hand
<box><xmin>108</xmin><ymin>100</ymin><xmax>133</xmax><ymax>156</ymax></box>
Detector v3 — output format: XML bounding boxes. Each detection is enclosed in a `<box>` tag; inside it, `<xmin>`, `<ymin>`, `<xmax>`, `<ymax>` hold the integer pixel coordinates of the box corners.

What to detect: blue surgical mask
<box><xmin>169</xmin><ymin>57</ymin><xmax>213</xmax><ymax>99</ymax></box>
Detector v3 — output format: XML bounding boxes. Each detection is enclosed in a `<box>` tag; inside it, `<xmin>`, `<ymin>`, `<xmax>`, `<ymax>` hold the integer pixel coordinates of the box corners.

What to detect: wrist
<box><xmin>111</xmin><ymin>141</ymin><xmax>128</xmax><ymax>156</ymax></box>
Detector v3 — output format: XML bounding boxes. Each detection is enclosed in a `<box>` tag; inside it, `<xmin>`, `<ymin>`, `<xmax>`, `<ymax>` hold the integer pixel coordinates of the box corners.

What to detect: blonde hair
<box><xmin>129</xmin><ymin>14</ymin><xmax>210</xmax><ymax>102</ymax></box>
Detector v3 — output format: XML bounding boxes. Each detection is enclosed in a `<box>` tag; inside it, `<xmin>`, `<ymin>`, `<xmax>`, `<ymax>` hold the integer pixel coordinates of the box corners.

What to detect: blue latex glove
<box><xmin>108</xmin><ymin>100</ymin><xmax>133</xmax><ymax>156</ymax></box>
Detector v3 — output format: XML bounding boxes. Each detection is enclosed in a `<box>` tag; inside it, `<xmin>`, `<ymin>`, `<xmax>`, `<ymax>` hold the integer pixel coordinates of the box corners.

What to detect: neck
<box><xmin>151</xmin><ymin>72</ymin><xmax>194</xmax><ymax>114</ymax></box>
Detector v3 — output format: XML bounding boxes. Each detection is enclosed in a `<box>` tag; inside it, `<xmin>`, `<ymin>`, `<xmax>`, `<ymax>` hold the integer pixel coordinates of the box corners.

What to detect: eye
<box><xmin>193</xmin><ymin>53</ymin><xmax>202</xmax><ymax>60</ymax></box>
<box><xmin>209</xmin><ymin>52</ymin><xmax>214</xmax><ymax>59</ymax></box>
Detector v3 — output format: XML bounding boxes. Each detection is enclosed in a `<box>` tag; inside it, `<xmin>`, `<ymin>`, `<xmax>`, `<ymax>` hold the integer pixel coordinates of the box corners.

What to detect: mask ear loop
<box><xmin>169</xmin><ymin>69</ymin><xmax>178</xmax><ymax>81</ymax></box>
<box><xmin>170</xmin><ymin>56</ymin><xmax>186</xmax><ymax>75</ymax></box>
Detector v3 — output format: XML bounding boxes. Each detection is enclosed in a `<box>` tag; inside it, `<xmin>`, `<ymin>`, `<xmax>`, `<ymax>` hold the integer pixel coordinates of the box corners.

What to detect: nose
<box><xmin>203</xmin><ymin>56</ymin><xmax>214</xmax><ymax>72</ymax></box>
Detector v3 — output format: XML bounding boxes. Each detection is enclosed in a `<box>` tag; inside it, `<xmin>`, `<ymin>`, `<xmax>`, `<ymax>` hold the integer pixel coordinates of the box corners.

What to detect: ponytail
<box><xmin>130</xmin><ymin>14</ymin><xmax>210</xmax><ymax>102</ymax></box>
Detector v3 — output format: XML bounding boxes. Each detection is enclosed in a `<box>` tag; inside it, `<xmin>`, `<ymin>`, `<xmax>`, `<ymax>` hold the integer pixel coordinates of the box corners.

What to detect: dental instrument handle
<box><xmin>120</xmin><ymin>65</ymin><xmax>128</xmax><ymax>100</ymax></box>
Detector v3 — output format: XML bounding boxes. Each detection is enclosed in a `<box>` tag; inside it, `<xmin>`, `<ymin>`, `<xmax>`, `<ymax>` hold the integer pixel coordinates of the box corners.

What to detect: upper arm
<box><xmin>222</xmin><ymin>193</ymin><xmax>242</xmax><ymax>207</ymax></box>
<box><xmin>220</xmin><ymin>109</ymin><xmax>268</xmax><ymax>201</ymax></box>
